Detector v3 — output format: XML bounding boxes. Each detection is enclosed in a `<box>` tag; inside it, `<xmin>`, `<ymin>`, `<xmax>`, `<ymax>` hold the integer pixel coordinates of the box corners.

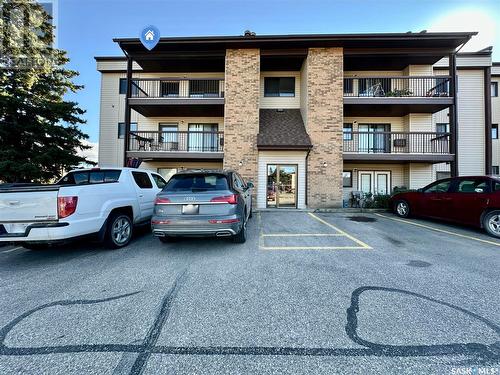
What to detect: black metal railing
<box><xmin>343</xmin><ymin>132</ymin><xmax>451</xmax><ymax>154</ymax></box>
<box><xmin>343</xmin><ymin>76</ymin><xmax>451</xmax><ymax>98</ymax></box>
<box><xmin>129</xmin><ymin>78</ymin><xmax>225</xmax><ymax>99</ymax></box>
<box><xmin>128</xmin><ymin>131</ymin><xmax>224</xmax><ymax>152</ymax></box>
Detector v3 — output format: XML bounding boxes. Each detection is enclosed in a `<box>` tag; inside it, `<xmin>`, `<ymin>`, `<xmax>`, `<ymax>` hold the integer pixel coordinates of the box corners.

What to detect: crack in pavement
<box><xmin>0</xmin><ymin>283</ymin><xmax>499</xmax><ymax>372</ymax></box>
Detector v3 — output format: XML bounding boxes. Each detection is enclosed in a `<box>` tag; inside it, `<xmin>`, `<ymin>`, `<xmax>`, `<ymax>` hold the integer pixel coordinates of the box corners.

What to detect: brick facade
<box><xmin>305</xmin><ymin>48</ymin><xmax>344</xmax><ymax>208</ymax></box>
<box><xmin>223</xmin><ymin>49</ymin><xmax>260</xmax><ymax>195</ymax></box>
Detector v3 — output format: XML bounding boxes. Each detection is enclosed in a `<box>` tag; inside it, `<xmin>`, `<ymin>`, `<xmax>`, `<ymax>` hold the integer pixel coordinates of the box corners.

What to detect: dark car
<box><xmin>151</xmin><ymin>169</ymin><xmax>253</xmax><ymax>243</ymax></box>
<box><xmin>390</xmin><ymin>176</ymin><xmax>500</xmax><ymax>238</ymax></box>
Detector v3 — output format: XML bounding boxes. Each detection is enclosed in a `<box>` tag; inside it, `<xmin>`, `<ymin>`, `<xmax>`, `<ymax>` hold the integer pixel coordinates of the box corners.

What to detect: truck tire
<box><xmin>104</xmin><ymin>213</ymin><xmax>133</xmax><ymax>249</ymax></box>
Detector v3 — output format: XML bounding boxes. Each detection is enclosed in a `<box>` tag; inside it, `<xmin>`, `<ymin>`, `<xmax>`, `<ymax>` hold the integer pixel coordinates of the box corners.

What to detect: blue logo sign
<box><xmin>140</xmin><ymin>25</ymin><xmax>160</xmax><ymax>51</ymax></box>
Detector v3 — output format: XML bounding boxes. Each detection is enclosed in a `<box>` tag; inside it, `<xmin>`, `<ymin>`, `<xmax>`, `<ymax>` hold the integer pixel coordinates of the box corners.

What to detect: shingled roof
<box><xmin>257</xmin><ymin>109</ymin><xmax>312</xmax><ymax>150</ymax></box>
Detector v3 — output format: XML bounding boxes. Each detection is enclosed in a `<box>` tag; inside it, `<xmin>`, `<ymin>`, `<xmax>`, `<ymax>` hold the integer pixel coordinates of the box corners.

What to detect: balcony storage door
<box><xmin>358</xmin><ymin>124</ymin><xmax>389</xmax><ymax>153</ymax></box>
<box><xmin>188</xmin><ymin>124</ymin><xmax>218</xmax><ymax>152</ymax></box>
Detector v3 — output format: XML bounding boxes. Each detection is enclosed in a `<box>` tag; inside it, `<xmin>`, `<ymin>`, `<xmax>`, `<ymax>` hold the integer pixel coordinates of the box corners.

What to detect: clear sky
<box><xmin>57</xmin><ymin>0</ymin><xmax>500</xmax><ymax>153</ymax></box>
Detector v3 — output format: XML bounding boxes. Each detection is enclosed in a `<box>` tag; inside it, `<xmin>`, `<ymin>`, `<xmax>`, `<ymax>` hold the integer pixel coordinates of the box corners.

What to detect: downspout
<box><xmin>305</xmin><ymin>147</ymin><xmax>311</xmax><ymax>207</ymax></box>
<box><xmin>484</xmin><ymin>66</ymin><xmax>492</xmax><ymax>174</ymax></box>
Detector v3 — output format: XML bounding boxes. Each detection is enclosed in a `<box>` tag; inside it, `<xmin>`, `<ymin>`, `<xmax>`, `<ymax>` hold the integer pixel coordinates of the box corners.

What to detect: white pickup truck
<box><xmin>0</xmin><ymin>168</ymin><xmax>167</xmax><ymax>249</ymax></box>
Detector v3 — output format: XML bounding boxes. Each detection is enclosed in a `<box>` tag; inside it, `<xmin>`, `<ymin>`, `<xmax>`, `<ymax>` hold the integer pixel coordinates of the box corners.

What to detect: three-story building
<box><xmin>97</xmin><ymin>31</ymin><xmax>493</xmax><ymax>209</ymax></box>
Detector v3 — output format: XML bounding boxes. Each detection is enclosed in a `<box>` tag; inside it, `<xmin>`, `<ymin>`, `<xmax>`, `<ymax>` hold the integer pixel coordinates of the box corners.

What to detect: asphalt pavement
<box><xmin>0</xmin><ymin>211</ymin><xmax>498</xmax><ymax>374</ymax></box>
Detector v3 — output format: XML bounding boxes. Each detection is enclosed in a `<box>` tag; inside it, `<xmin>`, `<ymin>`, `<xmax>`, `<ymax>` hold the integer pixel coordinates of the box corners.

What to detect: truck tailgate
<box><xmin>0</xmin><ymin>187</ymin><xmax>59</xmax><ymax>222</ymax></box>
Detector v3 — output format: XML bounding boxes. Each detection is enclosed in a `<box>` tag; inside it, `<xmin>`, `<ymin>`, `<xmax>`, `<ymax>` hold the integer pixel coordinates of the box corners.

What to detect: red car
<box><xmin>390</xmin><ymin>176</ymin><xmax>500</xmax><ymax>238</ymax></box>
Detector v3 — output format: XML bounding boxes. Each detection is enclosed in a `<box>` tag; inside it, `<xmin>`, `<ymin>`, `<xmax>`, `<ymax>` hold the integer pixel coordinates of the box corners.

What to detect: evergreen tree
<box><xmin>0</xmin><ymin>0</ymin><xmax>93</xmax><ymax>183</ymax></box>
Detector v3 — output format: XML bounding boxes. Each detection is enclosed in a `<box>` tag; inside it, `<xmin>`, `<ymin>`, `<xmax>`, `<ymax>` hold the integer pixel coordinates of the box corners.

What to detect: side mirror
<box><xmin>246</xmin><ymin>181</ymin><xmax>254</xmax><ymax>189</ymax></box>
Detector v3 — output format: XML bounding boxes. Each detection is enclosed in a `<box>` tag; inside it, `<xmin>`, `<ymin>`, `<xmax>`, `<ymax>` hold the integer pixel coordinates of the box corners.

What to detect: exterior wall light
<box><xmin>323</xmin><ymin>162</ymin><xmax>328</xmax><ymax>168</ymax></box>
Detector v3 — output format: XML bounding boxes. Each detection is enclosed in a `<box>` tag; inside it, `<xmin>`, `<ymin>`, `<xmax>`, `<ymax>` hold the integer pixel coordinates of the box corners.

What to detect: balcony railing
<box><xmin>128</xmin><ymin>131</ymin><xmax>224</xmax><ymax>153</ymax></box>
<box><xmin>343</xmin><ymin>132</ymin><xmax>450</xmax><ymax>154</ymax></box>
<box><xmin>129</xmin><ymin>78</ymin><xmax>225</xmax><ymax>99</ymax></box>
<box><xmin>343</xmin><ymin>76</ymin><xmax>451</xmax><ymax>98</ymax></box>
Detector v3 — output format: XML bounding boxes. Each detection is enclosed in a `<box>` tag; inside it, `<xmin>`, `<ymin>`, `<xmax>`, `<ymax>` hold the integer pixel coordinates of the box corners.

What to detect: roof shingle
<box><xmin>257</xmin><ymin>109</ymin><xmax>312</xmax><ymax>150</ymax></box>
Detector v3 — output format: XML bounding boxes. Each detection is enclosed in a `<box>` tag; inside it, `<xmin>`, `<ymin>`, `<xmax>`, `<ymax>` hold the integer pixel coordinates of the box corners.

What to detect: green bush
<box><xmin>363</xmin><ymin>193</ymin><xmax>391</xmax><ymax>209</ymax></box>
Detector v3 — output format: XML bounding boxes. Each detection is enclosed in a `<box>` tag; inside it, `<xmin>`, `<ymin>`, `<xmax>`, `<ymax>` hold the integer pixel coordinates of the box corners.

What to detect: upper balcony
<box><xmin>128</xmin><ymin>78</ymin><xmax>225</xmax><ymax>117</ymax></box>
<box><xmin>343</xmin><ymin>131</ymin><xmax>453</xmax><ymax>163</ymax></box>
<box><xmin>344</xmin><ymin>76</ymin><xmax>453</xmax><ymax>116</ymax></box>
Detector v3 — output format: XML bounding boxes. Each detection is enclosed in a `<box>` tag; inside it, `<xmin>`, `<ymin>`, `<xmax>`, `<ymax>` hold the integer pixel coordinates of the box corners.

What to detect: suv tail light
<box><xmin>58</xmin><ymin>196</ymin><xmax>78</xmax><ymax>219</ymax></box>
<box><xmin>155</xmin><ymin>197</ymin><xmax>171</xmax><ymax>204</ymax></box>
<box><xmin>210</xmin><ymin>194</ymin><xmax>238</xmax><ymax>204</ymax></box>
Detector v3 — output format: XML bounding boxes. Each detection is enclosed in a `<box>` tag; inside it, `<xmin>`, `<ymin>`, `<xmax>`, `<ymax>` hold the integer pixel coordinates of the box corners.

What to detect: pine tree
<box><xmin>0</xmin><ymin>0</ymin><xmax>94</xmax><ymax>183</ymax></box>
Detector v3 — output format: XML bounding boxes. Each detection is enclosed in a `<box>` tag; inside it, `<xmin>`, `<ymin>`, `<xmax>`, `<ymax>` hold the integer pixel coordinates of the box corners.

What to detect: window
<box><xmin>492</xmin><ymin>82</ymin><xmax>498</xmax><ymax>97</ymax></box>
<box><xmin>118</xmin><ymin>122</ymin><xmax>137</xmax><ymax>139</ymax></box>
<box><xmin>160</xmin><ymin>81</ymin><xmax>180</xmax><ymax>97</ymax></box>
<box><xmin>491</xmin><ymin>166</ymin><xmax>499</xmax><ymax>175</ymax></box>
<box><xmin>233</xmin><ymin>173</ymin><xmax>246</xmax><ymax>190</ymax></box>
<box><xmin>492</xmin><ymin>124</ymin><xmax>498</xmax><ymax>140</ymax></box>
<box><xmin>343</xmin><ymin>171</ymin><xmax>352</xmax><ymax>187</ymax></box>
<box><xmin>189</xmin><ymin>80</ymin><xmax>219</xmax><ymax>97</ymax></box>
<box><xmin>264</xmin><ymin>77</ymin><xmax>295</xmax><ymax>97</ymax></box>
<box><xmin>132</xmin><ymin>171</ymin><xmax>153</xmax><ymax>189</ymax></box>
<box><xmin>164</xmin><ymin>174</ymin><xmax>229</xmax><ymax>192</ymax></box>
<box><xmin>343</xmin><ymin>123</ymin><xmax>353</xmax><ymax>141</ymax></box>
<box><xmin>343</xmin><ymin>79</ymin><xmax>353</xmax><ymax>94</ymax></box>
<box><xmin>151</xmin><ymin>174</ymin><xmax>167</xmax><ymax>189</ymax></box>
<box><xmin>436</xmin><ymin>123</ymin><xmax>449</xmax><ymax>134</ymax></box>
<box><xmin>436</xmin><ymin>171</ymin><xmax>451</xmax><ymax>180</ymax></box>
<box><xmin>158</xmin><ymin>168</ymin><xmax>178</xmax><ymax>182</ymax></box>
<box><xmin>58</xmin><ymin>170</ymin><xmax>121</xmax><ymax>185</ymax></box>
<box><xmin>456</xmin><ymin>179</ymin><xmax>489</xmax><ymax>194</ymax></box>
<box><xmin>423</xmin><ymin>180</ymin><xmax>451</xmax><ymax>193</ymax></box>
<box><xmin>119</xmin><ymin>78</ymin><xmax>139</xmax><ymax>96</ymax></box>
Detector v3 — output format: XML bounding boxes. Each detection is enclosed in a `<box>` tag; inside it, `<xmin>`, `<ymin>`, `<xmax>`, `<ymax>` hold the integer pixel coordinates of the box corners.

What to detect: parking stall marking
<box><xmin>375</xmin><ymin>213</ymin><xmax>500</xmax><ymax>247</ymax></box>
<box><xmin>258</xmin><ymin>212</ymin><xmax>372</xmax><ymax>251</ymax></box>
<box><xmin>0</xmin><ymin>247</ymin><xmax>23</xmax><ymax>254</ymax></box>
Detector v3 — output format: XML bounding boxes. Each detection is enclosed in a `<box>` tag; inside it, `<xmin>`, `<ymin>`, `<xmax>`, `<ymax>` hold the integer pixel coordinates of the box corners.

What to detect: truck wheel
<box><xmin>394</xmin><ymin>200</ymin><xmax>411</xmax><ymax>218</ymax></box>
<box><xmin>232</xmin><ymin>215</ymin><xmax>247</xmax><ymax>244</ymax></box>
<box><xmin>105</xmin><ymin>213</ymin><xmax>133</xmax><ymax>249</ymax></box>
<box><xmin>22</xmin><ymin>243</ymin><xmax>50</xmax><ymax>251</ymax></box>
<box><xmin>483</xmin><ymin>210</ymin><xmax>500</xmax><ymax>238</ymax></box>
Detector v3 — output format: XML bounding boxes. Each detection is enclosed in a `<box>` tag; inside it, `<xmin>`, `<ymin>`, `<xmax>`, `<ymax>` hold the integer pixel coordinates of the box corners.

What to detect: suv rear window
<box><xmin>164</xmin><ymin>174</ymin><xmax>229</xmax><ymax>192</ymax></box>
<box><xmin>58</xmin><ymin>170</ymin><xmax>122</xmax><ymax>185</ymax></box>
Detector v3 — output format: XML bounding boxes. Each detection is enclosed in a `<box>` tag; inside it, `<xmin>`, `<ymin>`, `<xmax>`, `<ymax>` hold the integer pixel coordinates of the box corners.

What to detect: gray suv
<box><xmin>151</xmin><ymin>170</ymin><xmax>253</xmax><ymax>243</ymax></box>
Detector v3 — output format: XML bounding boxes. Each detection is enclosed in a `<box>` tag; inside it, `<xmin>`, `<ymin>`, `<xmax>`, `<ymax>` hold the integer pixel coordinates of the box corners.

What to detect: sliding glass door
<box><xmin>188</xmin><ymin>124</ymin><xmax>219</xmax><ymax>152</ymax></box>
<box><xmin>358</xmin><ymin>124</ymin><xmax>390</xmax><ymax>153</ymax></box>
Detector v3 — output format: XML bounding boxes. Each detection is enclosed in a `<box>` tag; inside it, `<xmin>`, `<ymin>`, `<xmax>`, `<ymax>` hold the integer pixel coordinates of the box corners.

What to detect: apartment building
<box><xmin>96</xmin><ymin>32</ymin><xmax>492</xmax><ymax>209</ymax></box>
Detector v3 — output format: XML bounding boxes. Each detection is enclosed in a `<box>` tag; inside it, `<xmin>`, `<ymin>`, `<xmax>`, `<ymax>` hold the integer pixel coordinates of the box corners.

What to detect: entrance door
<box><xmin>267</xmin><ymin>164</ymin><xmax>297</xmax><ymax>208</ymax></box>
<box><xmin>358</xmin><ymin>171</ymin><xmax>391</xmax><ymax>195</ymax></box>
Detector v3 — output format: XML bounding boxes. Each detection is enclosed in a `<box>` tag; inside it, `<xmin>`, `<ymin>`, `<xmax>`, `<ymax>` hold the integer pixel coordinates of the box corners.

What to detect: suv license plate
<box><xmin>182</xmin><ymin>204</ymin><xmax>199</xmax><ymax>215</ymax></box>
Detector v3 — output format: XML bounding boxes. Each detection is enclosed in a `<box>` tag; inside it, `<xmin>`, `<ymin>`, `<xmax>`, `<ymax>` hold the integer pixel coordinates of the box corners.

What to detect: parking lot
<box><xmin>0</xmin><ymin>211</ymin><xmax>499</xmax><ymax>374</ymax></box>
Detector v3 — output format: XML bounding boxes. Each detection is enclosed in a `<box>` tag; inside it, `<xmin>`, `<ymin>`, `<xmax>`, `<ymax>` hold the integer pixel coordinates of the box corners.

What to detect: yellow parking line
<box><xmin>260</xmin><ymin>246</ymin><xmax>370</xmax><ymax>251</ymax></box>
<box><xmin>308</xmin><ymin>213</ymin><xmax>372</xmax><ymax>249</ymax></box>
<box><xmin>375</xmin><ymin>213</ymin><xmax>500</xmax><ymax>247</ymax></box>
<box><xmin>262</xmin><ymin>233</ymin><xmax>345</xmax><ymax>237</ymax></box>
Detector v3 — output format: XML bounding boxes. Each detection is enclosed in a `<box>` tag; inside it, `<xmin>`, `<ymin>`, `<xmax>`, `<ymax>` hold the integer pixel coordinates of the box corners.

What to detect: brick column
<box><xmin>223</xmin><ymin>49</ymin><xmax>260</xmax><ymax>193</ymax></box>
<box><xmin>306</xmin><ymin>48</ymin><xmax>344</xmax><ymax>208</ymax></box>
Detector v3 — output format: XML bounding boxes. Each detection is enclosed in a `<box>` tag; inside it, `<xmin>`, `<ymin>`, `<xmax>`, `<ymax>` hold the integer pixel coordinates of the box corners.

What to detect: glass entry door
<box><xmin>267</xmin><ymin>164</ymin><xmax>297</xmax><ymax>208</ymax></box>
<box><xmin>358</xmin><ymin>124</ymin><xmax>390</xmax><ymax>153</ymax></box>
<box><xmin>358</xmin><ymin>171</ymin><xmax>391</xmax><ymax>195</ymax></box>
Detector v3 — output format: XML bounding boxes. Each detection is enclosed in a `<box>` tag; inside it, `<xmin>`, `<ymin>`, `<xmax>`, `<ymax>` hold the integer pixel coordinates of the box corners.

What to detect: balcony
<box><xmin>343</xmin><ymin>131</ymin><xmax>453</xmax><ymax>163</ymax></box>
<box><xmin>128</xmin><ymin>78</ymin><xmax>225</xmax><ymax>117</ymax></box>
<box><xmin>126</xmin><ymin>131</ymin><xmax>224</xmax><ymax>160</ymax></box>
<box><xmin>343</xmin><ymin>76</ymin><xmax>453</xmax><ymax>116</ymax></box>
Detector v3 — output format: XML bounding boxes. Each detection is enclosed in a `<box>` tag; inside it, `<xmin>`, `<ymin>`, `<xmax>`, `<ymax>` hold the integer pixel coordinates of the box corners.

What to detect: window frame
<box><xmin>343</xmin><ymin>123</ymin><xmax>353</xmax><ymax>141</ymax></box>
<box><xmin>118</xmin><ymin>122</ymin><xmax>138</xmax><ymax>139</ymax></box>
<box><xmin>263</xmin><ymin>77</ymin><xmax>296</xmax><ymax>97</ymax></box>
<box><xmin>492</xmin><ymin>124</ymin><xmax>498</xmax><ymax>140</ymax></box>
<box><xmin>454</xmin><ymin>178</ymin><xmax>490</xmax><ymax>194</ymax></box>
<box><xmin>436</xmin><ymin>123</ymin><xmax>450</xmax><ymax>134</ymax></box>
<box><xmin>151</xmin><ymin>173</ymin><xmax>167</xmax><ymax>189</ymax></box>
<box><xmin>422</xmin><ymin>179</ymin><xmax>452</xmax><ymax>194</ymax></box>
<box><xmin>491</xmin><ymin>82</ymin><xmax>498</xmax><ymax>97</ymax></box>
<box><xmin>491</xmin><ymin>166</ymin><xmax>499</xmax><ymax>175</ymax></box>
<box><xmin>342</xmin><ymin>170</ymin><xmax>353</xmax><ymax>188</ymax></box>
<box><xmin>119</xmin><ymin>78</ymin><xmax>139</xmax><ymax>96</ymax></box>
<box><xmin>131</xmin><ymin>171</ymin><xmax>153</xmax><ymax>189</ymax></box>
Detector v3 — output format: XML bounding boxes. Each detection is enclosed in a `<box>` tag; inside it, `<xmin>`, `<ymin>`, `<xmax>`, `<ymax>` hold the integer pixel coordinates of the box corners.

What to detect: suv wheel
<box><xmin>105</xmin><ymin>213</ymin><xmax>133</xmax><ymax>249</ymax></box>
<box><xmin>232</xmin><ymin>215</ymin><xmax>247</xmax><ymax>243</ymax></box>
<box><xmin>394</xmin><ymin>200</ymin><xmax>410</xmax><ymax>218</ymax></box>
<box><xmin>483</xmin><ymin>210</ymin><xmax>500</xmax><ymax>238</ymax></box>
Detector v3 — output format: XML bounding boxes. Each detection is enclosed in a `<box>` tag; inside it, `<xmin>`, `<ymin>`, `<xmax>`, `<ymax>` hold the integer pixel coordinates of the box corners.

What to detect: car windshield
<box><xmin>164</xmin><ymin>174</ymin><xmax>229</xmax><ymax>192</ymax></box>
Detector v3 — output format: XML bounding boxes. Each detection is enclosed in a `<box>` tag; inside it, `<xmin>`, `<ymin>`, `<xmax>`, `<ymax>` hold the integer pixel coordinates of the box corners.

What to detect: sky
<box><xmin>55</xmin><ymin>0</ymin><xmax>500</xmax><ymax>157</ymax></box>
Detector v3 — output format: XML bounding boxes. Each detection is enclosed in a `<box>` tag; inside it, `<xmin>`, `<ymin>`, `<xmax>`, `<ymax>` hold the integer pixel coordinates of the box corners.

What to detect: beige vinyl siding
<box><xmin>435</xmin><ymin>55</ymin><xmax>492</xmax><ymax>68</ymax></box>
<box><xmin>96</xmin><ymin>60</ymin><xmax>141</xmax><ymax>72</ymax></box>
<box><xmin>257</xmin><ymin>151</ymin><xmax>307</xmax><ymax>209</ymax></box>
<box><xmin>344</xmin><ymin>71</ymin><xmax>402</xmax><ymax>77</ymax></box>
<box><xmin>140</xmin><ymin>161</ymin><xmax>223</xmax><ymax>172</ymax></box>
<box><xmin>342</xmin><ymin>164</ymin><xmax>405</xmax><ymax>201</ymax></box>
<box><xmin>343</xmin><ymin>117</ymin><xmax>404</xmax><ymax>131</ymax></box>
<box><xmin>135</xmin><ymin>117</ymin><xmax>224</xmax><ymax>132</ymax></box>
<box><xmin>457</xmin><ymin>69</ymin><xmax>485</xmax><ymax>175</ymax></box>
<box><xmin>260</xmin><ymin>72</ymin><xmax>301</xmax><ymax>109</ymax></box>
<box><xmin>98</xmin><ymin>73</ymin><xmax>123</xmax><ymax>167</ymax></box>
<box><xmin>300</xmin><ymin>60</ymin><xmax>308</xmax><ymax>126</ymax></box>
<box><xmin>403</xmin><ymin>65</ymin><xmax>433</xmax><ymax>76</ymax></box>
<box><xmin>408</xmin><ymin>164</ymin><xmax>433</xmax><ymax>189</ymax></box>
<box><xmin>406</xmin><ymin>113</ymin><xmax>432</xmax><ymax>131</ymax></box>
